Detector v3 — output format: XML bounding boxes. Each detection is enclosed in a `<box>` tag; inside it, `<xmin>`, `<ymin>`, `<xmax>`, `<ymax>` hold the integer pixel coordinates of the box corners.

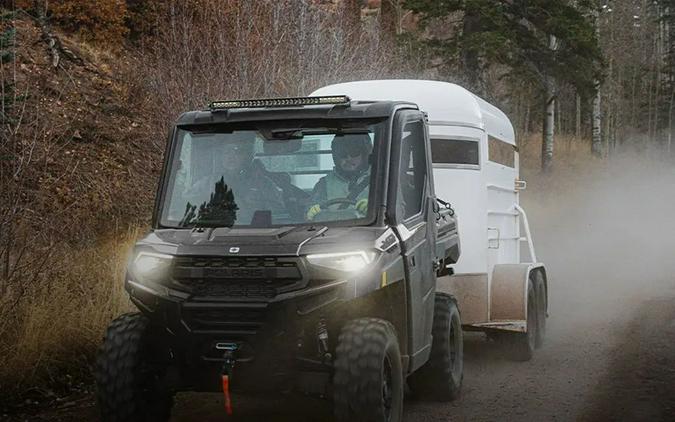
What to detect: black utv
<box><xmin>95</xmin><ymin>96</ymin><xmax>463</xmax><ymax>422</ymax></box>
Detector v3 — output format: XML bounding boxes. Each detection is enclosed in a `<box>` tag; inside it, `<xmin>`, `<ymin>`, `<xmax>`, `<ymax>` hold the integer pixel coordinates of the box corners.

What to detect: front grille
<box><xmin>185</xmin><ymin>281</ymin><xmax>277</xmax><ymax>298</ymax></box>
<box><xmin>172</xmin><ymin>256</ymin><xmax>303</xmax><ymax>299</ymax></box>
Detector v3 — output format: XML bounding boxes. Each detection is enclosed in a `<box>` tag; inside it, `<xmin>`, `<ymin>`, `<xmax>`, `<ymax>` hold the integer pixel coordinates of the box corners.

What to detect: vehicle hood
<box><xmin>138</xmin><ymin>225</ymin><xmax>388</xmax><ymax>257</ymax></box>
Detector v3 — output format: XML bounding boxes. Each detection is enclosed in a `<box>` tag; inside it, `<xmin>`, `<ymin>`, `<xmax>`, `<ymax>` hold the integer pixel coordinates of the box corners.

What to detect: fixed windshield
<box><xmin>159</xmin><ymin>120</ymin><xmax>385</xmax><ymax>228</ymax></box>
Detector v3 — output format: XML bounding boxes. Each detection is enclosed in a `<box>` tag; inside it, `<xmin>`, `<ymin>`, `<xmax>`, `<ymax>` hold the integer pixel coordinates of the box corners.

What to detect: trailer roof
<box><xmin>311</xmin><ymin>80</ymin><xmax>515</xmax><ymax>145</ymax></box>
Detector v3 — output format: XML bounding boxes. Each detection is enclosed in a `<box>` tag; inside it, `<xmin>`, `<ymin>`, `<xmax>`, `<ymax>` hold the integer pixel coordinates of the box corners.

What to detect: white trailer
<box><xmin>311</xmin><ymin>80</ymin><xmax>548</xmax><ymax>359</ymax></box>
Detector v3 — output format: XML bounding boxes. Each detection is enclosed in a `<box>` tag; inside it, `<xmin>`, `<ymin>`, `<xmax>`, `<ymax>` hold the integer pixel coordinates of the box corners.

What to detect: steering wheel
<box><xmin>320</xmin><ymin>198</ymin><xmax>357</xmax><ymax>209</ymax></box>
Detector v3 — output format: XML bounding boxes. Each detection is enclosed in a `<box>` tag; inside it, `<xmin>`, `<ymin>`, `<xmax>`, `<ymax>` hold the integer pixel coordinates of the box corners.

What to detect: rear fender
<box><xmin>489</xmin><ymin>263</ymin><xmax>546</xmax><ymax>323</ymax></box>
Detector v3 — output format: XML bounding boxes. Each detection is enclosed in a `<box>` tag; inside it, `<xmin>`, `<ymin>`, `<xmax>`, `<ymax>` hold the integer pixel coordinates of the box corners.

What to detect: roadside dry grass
<box><xmin>0</xmin><ymin>229</ymin><xmax>137</xmax><ymax>396</ymax></box>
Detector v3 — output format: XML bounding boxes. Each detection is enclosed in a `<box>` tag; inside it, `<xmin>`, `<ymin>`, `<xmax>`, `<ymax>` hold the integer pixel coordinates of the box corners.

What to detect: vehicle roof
<box><xmin>175</xmin><ymin>100</ymin><xmax>418</xmax><ymax>126</ymax></box>
<box><xmin>311</xmin><ymin>80</ymin><xmax>515</xmax><ymax>145</ymax></box>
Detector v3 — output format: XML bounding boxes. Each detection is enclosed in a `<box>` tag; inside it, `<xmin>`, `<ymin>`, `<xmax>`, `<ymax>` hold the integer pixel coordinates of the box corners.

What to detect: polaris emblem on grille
<box><xmin>229</xmin><ymin>247</ymin><xmax>240</xmax><ymax>253</ymax></box>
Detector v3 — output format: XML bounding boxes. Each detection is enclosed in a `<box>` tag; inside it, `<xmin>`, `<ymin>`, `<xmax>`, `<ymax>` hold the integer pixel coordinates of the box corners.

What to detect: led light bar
<box><xmin>209</xmin><ymin>95</ymin><xmax>351</xmax><ymax>110</ymax></box>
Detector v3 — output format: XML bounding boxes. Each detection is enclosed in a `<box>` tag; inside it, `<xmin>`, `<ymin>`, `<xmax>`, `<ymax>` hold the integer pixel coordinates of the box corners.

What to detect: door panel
<box><xmin>388</xmin><ymin>111</ymin><xmax>436</xmax><ymax>372</ymax></box>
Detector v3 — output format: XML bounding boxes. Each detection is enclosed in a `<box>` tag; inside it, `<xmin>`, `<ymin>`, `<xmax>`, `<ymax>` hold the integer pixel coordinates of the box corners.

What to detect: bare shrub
<box><xmin>133</xmin><ymin>0</ymin><xmax>415</xmax><ymax>148</ymax></box>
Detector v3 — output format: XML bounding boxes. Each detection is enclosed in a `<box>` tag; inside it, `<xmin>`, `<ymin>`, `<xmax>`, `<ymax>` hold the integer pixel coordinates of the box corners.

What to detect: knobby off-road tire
<box><xmin>333</xmin><ymin>318</ymin><xmax>404</xmax><ymax>422</ymax></box>
<box><xmin>408</xmin><ymin>293</ymin><xmax>463</xmax><ymax>401</ymax></box>
<box><xmin>508</xmin><ymin>279</ymin><xmax>537</xmax><ymax>361</ymax></box>
<box><xmin>533</xmin><ymin>271</ymin><xmax>547</xmax><ymax>349</ymax></box>
<box><xmin>95</xmin><ymin>313</ymin><xmax>173</xmax><ymax>422</ymax></box>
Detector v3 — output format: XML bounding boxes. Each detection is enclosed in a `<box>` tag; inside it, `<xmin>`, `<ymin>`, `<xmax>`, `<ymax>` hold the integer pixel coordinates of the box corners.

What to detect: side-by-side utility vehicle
<box><xmin>96</xmin><ymin>93</ymin><xmax>464</xmax><ymax>422</ymax></box>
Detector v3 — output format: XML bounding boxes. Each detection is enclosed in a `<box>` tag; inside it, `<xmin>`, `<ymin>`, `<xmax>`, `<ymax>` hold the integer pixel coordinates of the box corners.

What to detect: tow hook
<box><xmin>317</xmin><ymin>319</ymin><xmax>332</xmax><ymax>364</ymax></box>
<box><xmin>217</xmin><ymin>343</ymin><xmax>238</xmax><ymax>416</ymax></box>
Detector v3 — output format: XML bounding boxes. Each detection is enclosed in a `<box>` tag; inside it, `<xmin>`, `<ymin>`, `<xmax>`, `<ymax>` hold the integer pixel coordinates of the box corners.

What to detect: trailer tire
<box><xmin>333</xmin><ymin>318</ymin><xmax>403</xmax><ymax>422</ymax></box>
<box><xmin>508</xmin><ymin>280</ymin><xmax>537</xmax><ymax>361</ymax></box>
<box><xmin>534</xmin><ymin>272</ymin><xmax>547</xmax><ymax>348</ymax></box>
<box><xmin>95</xmin><ymin>313</ymin><xmax>173</xmax><ymax>422</ymax></box>
<box><xmin>407</xmin><ymin>293</ymin><xmax>463</xmax><ymax>401</ymax></box>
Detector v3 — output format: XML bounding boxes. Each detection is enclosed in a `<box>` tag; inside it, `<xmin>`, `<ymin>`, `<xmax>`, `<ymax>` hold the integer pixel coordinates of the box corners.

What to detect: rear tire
<box><xmin>408</xmin><ymin>293</ymin><xmax>463</xmax><ymax>401</ymax></box>
<box><xmin>95</xmin><ymin>313</ymin><xmax>174</xmax><ymax>422</ymax></box>
<box><xmin>534</xmin><ymin>272</ymin><xmax>547</xmax><ymax>348</ymax></box>
<box><xmin>333</xmin><ymin>318</ymin><xmax>403</xmax><ymax>422</ymax></box>
<box><xmin>508</xmin><ymin>279</ymin><xmax>537</xmax><ymax>361</ymax></box>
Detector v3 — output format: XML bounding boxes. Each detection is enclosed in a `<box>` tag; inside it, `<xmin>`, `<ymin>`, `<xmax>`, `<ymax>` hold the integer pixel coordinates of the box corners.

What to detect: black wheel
<box><xmin>533</xmin><ymin>271</ymin><xmax>547</xmax><ymax>348</ymax></box>
<box><xmin>95</xmin><ymin>313</ymin><xmax>174</xmax><ymax>422</ymax></box>
<box><xmin>508</xmin><ymin>280</ymin><xmax>537</xmax><ymax>361</ymax></box>
<box><xmin>408</xmin><ymin>293</ymin><xmax>463</xmax><ymax>401</ymax></box>
<box><xmin>333</xmin><ymin>318</ymin><xmax>403</xmax><ymax>422</ymax></box>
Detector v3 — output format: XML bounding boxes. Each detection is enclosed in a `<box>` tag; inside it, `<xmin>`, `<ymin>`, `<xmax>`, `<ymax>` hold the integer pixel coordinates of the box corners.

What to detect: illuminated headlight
<box><xmin>306</xmin><ymin>251</ymin><xmax>378</xmax><ymax>273</ymax></box>
<box><xmin>131</xmin><ymin>252</ymin><xmax>173</xmax><ymax>284</ymax></box>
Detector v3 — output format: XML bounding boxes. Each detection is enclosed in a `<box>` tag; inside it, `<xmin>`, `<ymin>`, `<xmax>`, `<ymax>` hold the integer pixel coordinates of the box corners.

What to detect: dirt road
<box><xmin>26</xmin><ymin>277</ymin><xmax>675</xmax><ymax>422</ymax></box>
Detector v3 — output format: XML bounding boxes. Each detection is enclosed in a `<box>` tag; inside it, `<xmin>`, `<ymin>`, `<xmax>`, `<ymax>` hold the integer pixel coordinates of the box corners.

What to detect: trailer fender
<box><xmin>490</xmin><ymin>263</ymin><xmax>546</xmax><ymax>321</ymax></box>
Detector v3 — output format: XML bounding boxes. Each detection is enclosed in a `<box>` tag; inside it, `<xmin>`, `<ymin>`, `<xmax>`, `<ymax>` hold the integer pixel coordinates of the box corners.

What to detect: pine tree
<box><xmin>405</xmin><ymin>0</ymin><xmax>604</xmax><ymax>169</ymax></box>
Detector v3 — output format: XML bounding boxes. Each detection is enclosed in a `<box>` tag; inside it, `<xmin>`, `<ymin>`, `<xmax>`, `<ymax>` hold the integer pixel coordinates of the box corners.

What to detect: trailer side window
<box><xmin>431</xmin><ymin>139</ymin><xmax>479</xmax><ymax>165</ymax></box>
<box><xmin>488</xmin><ymin>136</ymin><xmax>516</xmax><ymax>167</ymax></box>
<box><xmin>398</xmin><ymin>120</ymin><xmax>427</xmax><ymax>220</ymax></box>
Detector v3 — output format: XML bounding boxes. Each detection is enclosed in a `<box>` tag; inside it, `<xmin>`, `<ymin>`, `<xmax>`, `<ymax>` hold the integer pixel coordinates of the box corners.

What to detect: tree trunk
<box><xmin>592</xmin><ymin>89</ymin><xmax>602</xmax><ymax>156</ymax></box>
<box><xmin>461</xmin><ymin>6</ymin><xmax>483</xmax><ymax>93</ymax></box>
<box><xmin>542</xmin><ymin>94</ymin><xmax>555</xmax><ymax>172</ymax></box>
<box><xmin>591</xmin><ymin>6</ymin><xmax>602</xmax><ymax>157</ymax></box>
<box><xmin>541</xmin><ymin>34</ymin><xmax>557</xmax><ymax>172</ymax></box>
<box><xmin>524</xmin><ymin>99</ymin><xmax>531</xmax><ymax>137</ymax></box>
<box><xmin>379</xmin><ymin>0</ymin><xmax>397</xmax><ymax>46</ymax></box>
<box><xmin>576</xmin><ymin>93</ymin><xmax>581</xmax><ymax>138</ymax></box>
<box><xmin>669</xmin><ymin>87</ymin><xmax>674</xmax><ymax>155</ymax></box>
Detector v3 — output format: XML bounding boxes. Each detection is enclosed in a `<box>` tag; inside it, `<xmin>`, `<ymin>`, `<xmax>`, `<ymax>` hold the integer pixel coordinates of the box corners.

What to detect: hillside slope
<box><xmin>0</xmin><ymin>12</ymin><xmax>161</xmax><ymax>404</ymax></box>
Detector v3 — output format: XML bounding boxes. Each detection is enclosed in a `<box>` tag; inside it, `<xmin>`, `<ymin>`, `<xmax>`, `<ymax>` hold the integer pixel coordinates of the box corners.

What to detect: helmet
<box><xmin>331</xmin><ymin>133</ymin><xmax>372</xmax><ymax>179</ymax></box>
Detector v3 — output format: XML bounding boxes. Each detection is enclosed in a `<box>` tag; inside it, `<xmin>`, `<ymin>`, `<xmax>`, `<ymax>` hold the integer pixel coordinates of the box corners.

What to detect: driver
<box><xmin>306</xmin><ymin>133</ymin><xmax>372</xmax><ymax>220</ymax></box>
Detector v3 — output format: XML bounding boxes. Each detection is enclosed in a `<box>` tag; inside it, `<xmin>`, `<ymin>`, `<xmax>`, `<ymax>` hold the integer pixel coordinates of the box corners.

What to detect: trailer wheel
<box><xmin>407</xmin><ymin>293</ymin><xmax>463</xmax><ymax>401</ymax></box>
<box><xmin>95</xmin><ymin>313</ymin><xmax>173</xmax><ymax>422</ymax></box>
<box><xmin>333</xmin><ymin>318</ymin><xmax>403</xmax><ymax>422</ymax></box>
<box><xmin>534</xmin><ymin>272</ymin><xmax>547</xmax><ymax>348</ymax></box>
<box><xmin>508</xmin><ymin>280</ymin><xmax>537</xmax><ymax>361</ymax></box>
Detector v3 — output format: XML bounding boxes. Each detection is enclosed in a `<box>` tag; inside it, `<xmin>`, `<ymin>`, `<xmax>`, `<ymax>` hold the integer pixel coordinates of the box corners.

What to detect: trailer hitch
<box><xmin>217</xmin><ymin>343</ymin><xmax>238</xmax><ymax>416</ymax></box>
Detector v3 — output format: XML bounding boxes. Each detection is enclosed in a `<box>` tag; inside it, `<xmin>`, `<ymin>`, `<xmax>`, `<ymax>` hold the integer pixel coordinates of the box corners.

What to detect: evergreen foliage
<box><xmin>405</xmin><ymin>0</ymin><xmax>604</xmax><ymax>97</ymax></box>
<box><xmin>0</xmin><ymin>11</ymin><xmax>15</xmax><ymax>124</ymax></box>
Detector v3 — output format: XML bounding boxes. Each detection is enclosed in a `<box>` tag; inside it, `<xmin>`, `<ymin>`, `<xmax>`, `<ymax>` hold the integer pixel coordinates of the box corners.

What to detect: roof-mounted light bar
<box><xmin>209</xmin><ymin>95</ymin><xmax>351</xmax><ymax>111</ymax></box>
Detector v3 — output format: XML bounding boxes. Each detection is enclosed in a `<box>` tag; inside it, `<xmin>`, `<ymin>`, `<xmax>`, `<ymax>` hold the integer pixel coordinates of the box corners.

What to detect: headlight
<box><xmin>131</xmin><ymin>252</ymin><xmax>173</xmax><ymax>284</ymax></box>
<box><xmin>306</xmin><ymin>251</ymin><xmax>378</xmax><ymax>273</ymax></box>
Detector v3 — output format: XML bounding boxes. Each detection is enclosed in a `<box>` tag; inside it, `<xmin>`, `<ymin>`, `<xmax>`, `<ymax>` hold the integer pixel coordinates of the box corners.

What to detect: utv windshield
<box><xmin>159</xmin><ymin>119</ymin><xmax>385</xmax><ymax>228</ymax></box>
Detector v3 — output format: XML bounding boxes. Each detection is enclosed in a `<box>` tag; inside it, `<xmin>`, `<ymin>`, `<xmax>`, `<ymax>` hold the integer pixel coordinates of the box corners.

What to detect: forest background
<box><xmin>0</xmin><ymin>0</ymin><xmax>673</xmax><ymax>406</ymax></box>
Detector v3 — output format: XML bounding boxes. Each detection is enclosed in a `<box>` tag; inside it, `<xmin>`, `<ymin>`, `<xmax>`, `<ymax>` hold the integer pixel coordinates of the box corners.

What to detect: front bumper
<box><xmin>127</xmin><ymin>277</ymin><xmax>348</xmax><ymax>394</ymax></box>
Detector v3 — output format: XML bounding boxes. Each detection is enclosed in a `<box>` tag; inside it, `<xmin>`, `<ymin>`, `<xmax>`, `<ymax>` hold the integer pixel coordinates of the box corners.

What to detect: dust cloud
<box><xmin>523</xmin><ymin>150</ymin><xmax>675</xmax><ymax>331</ymax></box>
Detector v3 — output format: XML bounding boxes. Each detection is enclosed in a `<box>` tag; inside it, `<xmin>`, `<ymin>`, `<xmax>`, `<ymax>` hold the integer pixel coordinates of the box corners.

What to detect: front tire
<box><xmin>333</xmin><ymin>318</ymin><xmax>404</xmax><ymax>422</ymax></box>
<box><xmin>95</xmin><ymin>313</ymin><xmax>174</xmax><ymax>422</ymax></box>
<box><xmin>408</xmin><ymin>293</ymin><xmax>463</xmax><ymax>401</ymax></box>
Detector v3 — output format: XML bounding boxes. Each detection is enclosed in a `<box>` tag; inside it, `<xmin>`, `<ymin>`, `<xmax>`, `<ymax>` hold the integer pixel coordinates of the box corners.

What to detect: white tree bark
<box><xmin>591</xmin><ymin>5</ymin><xmax>602</xmax><ymax>157</ymax></box>
<box><xmin>541</xmin><ymin>34</ymin><xmax>557</xmax><ymax>172</ymax></box>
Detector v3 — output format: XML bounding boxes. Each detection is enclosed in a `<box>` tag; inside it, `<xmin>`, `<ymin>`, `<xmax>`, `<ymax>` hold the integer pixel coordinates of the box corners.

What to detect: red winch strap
<box><xmin>222</xmin><ymin>374</ymin><xmax>233</xmax><ymax>415</ymax></box>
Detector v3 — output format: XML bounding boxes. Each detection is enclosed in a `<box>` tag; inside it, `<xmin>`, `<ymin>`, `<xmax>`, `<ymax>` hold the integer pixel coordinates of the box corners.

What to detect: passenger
<box><xmin>185</xmin><ymin>133</ymin><xmax>284</xmax><ymax>225</ymax></box>
<box><xmin>306</xmin><ymin>133</ymin><xmax>372</xmax><ymax>220</ymax></box>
